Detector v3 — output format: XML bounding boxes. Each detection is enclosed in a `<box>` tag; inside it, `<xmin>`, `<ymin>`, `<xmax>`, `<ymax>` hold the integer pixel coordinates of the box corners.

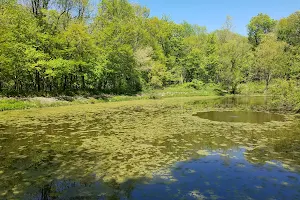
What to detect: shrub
<box><xmin>238</xmin><ymin>82</ymin><xmax>266</xmax><ymax>95</ymax></box>
<box><xmin>269</xmin><ymin>79</ymin><xmax>300</xmax><ymax>112</ymax></box>
<box><xmin>183</xmin><ymin>80</ymin><xmax>204</xmax><ymax>90</ymax></box>
<box><xmin>150</xmin><ymin>76</ymin><xmax>163</xmax><ymax>89</ymax></box>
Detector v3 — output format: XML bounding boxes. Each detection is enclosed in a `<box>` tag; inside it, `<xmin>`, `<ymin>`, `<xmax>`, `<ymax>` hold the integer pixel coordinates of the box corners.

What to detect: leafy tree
<box><xmin>204</xmin><ymin>33</ymin><xmax>219</xmax><ymax>82</ymax></box>
<box><xmin>218</xmin><ymin>35</ymin><xmax>253</xmax><ymax>94</ymax></box>
<box><xmin>277</xmin><ymin>11</ymin><xmax>300</xmax><ymax>46</ymax></box>
<box><xmin>254</xmin><ymin>34</ymin><xmax>287</xmax><ymax>91</ymax></box>
<box><xmin>247</xmin><ymin>13</ymin><xmax>276</xmax><ymax>46</ymax></box>
<box><xmin>58</xmin><ymin>21</ymin><xmax>97</xmax><ymax>90</ymax></box>
<box><xmin>134</xmin><ymin>47</ymin><xmax>154</xmax><ymax>85</ymax></box>
<box><xmin>150</xmin><ymin>62</ymin><xmax>170</xmax><ymax>88</ymax></box>
<box><xmin>285</xmin><ymin>46</ymin><xmax>300</xmax><ymax>80</ymax></box>
<box><xmin>181</xmin><ymin>26</ymin><xmax>209</xmax><ymax>83</ymax></box>
<box><xmin>91</xmin><ymin>0</ymin><xmax>145</xmax><ymax>94</ymax></box>
<box><xmin>0</xmin><ymin>2</ymin><xmax>39</xmax><ymax>93</ymax></box>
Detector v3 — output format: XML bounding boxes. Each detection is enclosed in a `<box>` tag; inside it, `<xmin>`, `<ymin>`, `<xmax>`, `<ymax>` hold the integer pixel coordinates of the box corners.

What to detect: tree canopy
<box><xmin>247</xmin><ymin>13</ymin><xmax>276</xmax><ymax>46</ymax></box>
<box><xmin>0</xmin><ymin>1</ymin><xmax>299</xmax><ymax>96</ymax></box>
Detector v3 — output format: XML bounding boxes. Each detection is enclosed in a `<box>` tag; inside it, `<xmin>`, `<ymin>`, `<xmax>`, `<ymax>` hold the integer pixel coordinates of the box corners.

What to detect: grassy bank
<box><xmin>2</xmin><ymin>81</ymin><xmax>298</xmax><ymax>113</ymax></box>
<box><xmin>0</xmin><ymin>84</ymin><xmax>220</xmax><ymax>112</ymax></box>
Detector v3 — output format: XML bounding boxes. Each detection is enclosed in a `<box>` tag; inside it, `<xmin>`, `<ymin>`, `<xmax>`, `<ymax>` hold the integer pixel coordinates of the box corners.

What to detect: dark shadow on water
<box><xmin>219</xmin><ymin>96</ymin><xmax>270</xmax><ymax>106</ymax></box>
<box><xmin>23</xmin><ymin>177</ymin><xmax>151</xmax><ymax>200</ymax></box>
<box><xmin>187</xmin><ymin>96</ymin><xmax>270</xmax><ymax>109</ymax></box>
<box><xmin>193</xmin><ymin>111</ymin><xmax>285</xmax><ymax>124</ymax></box>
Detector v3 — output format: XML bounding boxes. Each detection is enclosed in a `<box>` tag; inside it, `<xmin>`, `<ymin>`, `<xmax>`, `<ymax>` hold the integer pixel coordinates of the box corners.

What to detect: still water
<box><xmin>0</xmin><ymin>96</ymin><xmax>300</xmax><ymax>199</ymax></box>
<box><xmin>194</xmin><ymin>111</ymin><xmax>285</xmax><ymax>124</ymax></box>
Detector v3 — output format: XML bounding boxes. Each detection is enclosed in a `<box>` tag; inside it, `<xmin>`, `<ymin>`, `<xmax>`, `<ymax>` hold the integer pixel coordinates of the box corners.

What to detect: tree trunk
<box><xmin>36</xmin><ymin>70</ymin><xmax>40</xmax><ymax>92</ymax></box>
<box><xmin>231</xmin><ymin>83</ymin><xmax>238</xmax><ymax>94</ymax></box>
<box><xmin>63</xmin><ymin>75</ymin><xmax>67</xmax><ymax>91</ymax></box>
<box><xmin>79</xmin><ymin>66</ymin><xmax>85</xmax><ymax>89</ymax></box>
<box><xmin>14</xmin><ymin>75</ymin><xmax>18</xmax><ymax>93</ymax></box>
<box><xmin>82</xmin><ymin>75</ymin><xmax>85</xmax><ymax>89</ymax></box>
<box><xmin>264</xmin><ymin>72</ymin><xmax>272</xmax><ymax>93</ymax></box>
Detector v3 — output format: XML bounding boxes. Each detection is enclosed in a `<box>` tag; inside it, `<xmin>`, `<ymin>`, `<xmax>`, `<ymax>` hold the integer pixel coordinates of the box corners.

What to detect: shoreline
<box><xmin>0</xmin><ymin>92</ymin><xmax>220</xmax><ymax>112</ymax></box>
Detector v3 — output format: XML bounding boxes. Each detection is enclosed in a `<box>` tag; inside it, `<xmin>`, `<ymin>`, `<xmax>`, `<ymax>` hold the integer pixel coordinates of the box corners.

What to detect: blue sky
<box><xmin>128</xmin><ymin>0</ymin><xmax>300</xmax><ymax>35</ymax></box>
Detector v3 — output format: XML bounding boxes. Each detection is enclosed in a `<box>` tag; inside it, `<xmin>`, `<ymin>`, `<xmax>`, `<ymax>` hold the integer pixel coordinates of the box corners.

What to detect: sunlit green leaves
<box><xmin>247</xmin><ymin>13</ymin><xmax>276</xmax><ymax>46</ymax></box>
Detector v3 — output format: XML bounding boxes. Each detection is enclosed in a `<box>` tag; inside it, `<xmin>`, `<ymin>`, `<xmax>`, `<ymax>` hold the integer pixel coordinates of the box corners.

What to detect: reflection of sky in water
<box><xmin>22</xmin><ymin>149</ymin><xmax>300</xmax><ymax>200</ymax></box>
<box><xmin>135</xmin><ymin>149</ymin><xmax>300</xmax><ymax>200</ymax></box>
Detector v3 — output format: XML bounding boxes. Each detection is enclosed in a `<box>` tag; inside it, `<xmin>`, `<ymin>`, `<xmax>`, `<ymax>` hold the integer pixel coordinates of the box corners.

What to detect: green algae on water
<box><xmin>0</xmin><ymin>96</ymin><xmax>299</xmax><ymax>199</ymax></box>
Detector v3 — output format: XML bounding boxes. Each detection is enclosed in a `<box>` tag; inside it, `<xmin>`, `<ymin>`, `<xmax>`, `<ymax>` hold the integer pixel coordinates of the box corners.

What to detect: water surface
<box><xmin>0</xmin><ymin>96</ymin><xmax>299</xmax><ymax>199</ymax></box>
<box><xmin>194</xmin><ymin>111</ymin><xmax>285</xmax><ymax>123</ymax></box>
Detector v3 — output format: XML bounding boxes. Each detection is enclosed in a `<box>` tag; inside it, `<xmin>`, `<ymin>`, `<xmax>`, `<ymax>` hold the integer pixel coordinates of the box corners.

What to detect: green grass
<box><xmin>2</xmin><ymin>81</ymin><xmax>297</xmax><ymax>113</ymax></box>
<box><xmin>0</xmin><ymin>99</ymin><xmax>37</xmax><ymax>111</ymax></box>
<box><xmin>0</xmin><ymin>98</ymin><xmax>72</xmax><ymax>112</ymax></box>
<box><xmin>0</xmin><ymin>84</ymin><xmax>219</xmax><ymax>112</ymax></box>
<box><xmin>143</xmin><ymin>83</ymin><xmax>220</xmax><ymax>98</ymax></box>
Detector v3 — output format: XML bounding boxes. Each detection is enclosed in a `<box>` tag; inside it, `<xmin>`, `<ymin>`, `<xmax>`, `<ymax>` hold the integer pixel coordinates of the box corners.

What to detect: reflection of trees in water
<box><xmin>188</xmin><ymin>96</ymin><xmax>270</xmax><ymax>110</ymax></box>
<box><xmin>36</xmin><ymin>177</ymin><xmax>145</xmax><ymax>200</ymax></box>
<box><xmin>40</xmin><ymin>183</ymin><xmax>52</xmax><ymax>200</ymax></box>
<box><xmin>241</xmin><ymin>127</ymin><xmax>300</xmax><ymax>177</ymax></box>
<box><xmin>0</xmin><ymin>136</ymin><xmax>144</xmax><ymax>200</ymax></box>
<box><xmin>245</xmin><ymin>134</ymin><xmax>300</xmax><ymax>168</ymax></box>
<box><xmin>0</xmin><ymin>136</ymin><xmax>95</xmax><ymax>199</ymax></box>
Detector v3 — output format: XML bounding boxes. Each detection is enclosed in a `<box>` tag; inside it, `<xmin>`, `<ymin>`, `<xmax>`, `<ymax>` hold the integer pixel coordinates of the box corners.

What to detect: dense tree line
<box><xmin>0</xmin><ymin>0</ymin><xmax>300</xmax><ymax>96</ymax></box>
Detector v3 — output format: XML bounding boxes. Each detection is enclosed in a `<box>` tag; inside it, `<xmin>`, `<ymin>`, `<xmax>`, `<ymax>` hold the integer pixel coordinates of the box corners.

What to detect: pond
<box><xmin>0</xmin><ymin>96</ymin><xmax>300</xmax><ymax>199</ymax></box>
<box><xmin>193</xmin><ymin>111</ymin><xmax>285</xmax><ymax>123</ymax></box>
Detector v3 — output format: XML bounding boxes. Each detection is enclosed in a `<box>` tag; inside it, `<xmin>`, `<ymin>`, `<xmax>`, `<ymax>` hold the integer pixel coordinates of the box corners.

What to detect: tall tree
<box><xmin>218</xmin><ymin>35</ymin><xmax>253</xmax><ymax>94</ymax></box>
<box><xmin>91</xmin><ymin>0</ymin><xmax>145</xmax><ymax>93</ymax></box>
<box><xmin>247</xmin><ymin>13</ymin><xmax>276</xmax><ymax>46</ymax></box>
<box><xmin>0</xmin><ymin>2</ymin><xmax>39</xmax><ymax>93</ymax></box>
<box><xmin>254</xmin><ymin>34</ymin><xmax>287</xmax><ymax>91</ymax></box>
<box><xmin>217</xmin><ymin>16</ymin><xmax>235</xmax><ymax>44</ymax></box>
<box><xmin>30</xmin><ymin>0</ymin><xmax>50</xmax><ymax>17</ymax></box>
<box><xmin>277</xmin><ymin>11</ymin><xmax>300</xmax><ymax>46</ymax></box>
<box><xmin>205</xmin><ymin>33</ymin><xmax>219</xmax><ymax>83</ymax></box>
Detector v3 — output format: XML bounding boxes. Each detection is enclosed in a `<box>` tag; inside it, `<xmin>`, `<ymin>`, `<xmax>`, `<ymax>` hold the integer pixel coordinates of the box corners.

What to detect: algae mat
<box><xmin>0</xmin><ymin>96</ymin><xmax>300</xmax><ymax>199</ymax></box>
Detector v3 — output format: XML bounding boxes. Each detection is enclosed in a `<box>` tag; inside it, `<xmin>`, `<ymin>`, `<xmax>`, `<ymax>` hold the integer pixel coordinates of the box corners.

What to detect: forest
<box><xmin>0</xmin><ymin>0</ymin><xmax>300</xmax><ymax>110</ymax></box>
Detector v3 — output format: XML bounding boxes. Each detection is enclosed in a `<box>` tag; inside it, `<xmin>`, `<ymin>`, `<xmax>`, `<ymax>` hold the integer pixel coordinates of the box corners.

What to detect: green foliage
<box><xmin>0</xmin><ymin>98</ymin><xmax>72</xmax><ymax>111</ymax></box>
<box><xmin>147</xmin><ymin>83</ymin><xmax>220</xmax><ymax>97</ymax></box>
<box><xmin>218</xmin><ymin>35</ymin><xmax>253</xmax><ymax>94</ymax></box>
<box><xmin>269</xmin><ymin>80</ymin><xmax>300</xmax><ymax>112</ymax></box>
<box><xmin>205</xmin><ymin>34</ymin><xmax>219</xmax><ymax>82</ymax></box>
<box><xmin>238</xmin><ymin>81</ymin><xmax>266</xmax><ymax>95</ymax></box>
<box><xmin>277</xmin><ymin>11</ymin><xmax>300</xmax><ymax>46</ymax></box>
<box><xmin>254</xmin><ymin>34</ymin><xmax>287</xmax><ymax>91</ymax></box>
<box><xmin>0</xmin><ymin>0</ymin><xmax>299</xmax><ymax>107</ymax></box>
<box><xmin>183</xmin><ymin>80</ymin><xmax>204</xmax><ymax>90</ymax></box>
<box><xmin>247</xmin><ymin>13</ymin><xmax>276</xmax><ymax>46</ymax></box>
<box><xmin>285</xmin><ymin>45</ymin><xmax>300</xmax><ymax>79</ymax></box>
<box><xmin>0</xmin><ymin>99</ymin><xmax>37</xmax><ymax>111</ymax></box>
